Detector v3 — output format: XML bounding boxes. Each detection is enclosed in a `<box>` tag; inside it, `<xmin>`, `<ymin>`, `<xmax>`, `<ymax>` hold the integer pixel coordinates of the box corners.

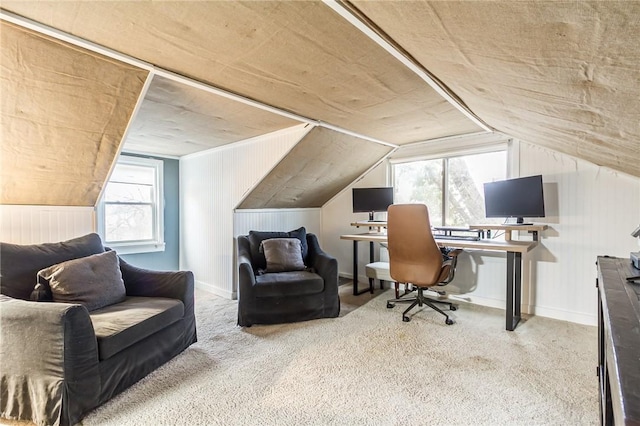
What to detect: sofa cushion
<box><xmin>262</xmin><ymin>238</ymin><xmax>305</xmax><ymax>272</ymax></box>
<box><xmin>90</xmin><ymin>296</ymin><xmax>184</xmax><ymax>360</ymax></box>
<box><xmin>0</xmin><ymin>233</ymin><xmax>105</xmax><ymax>300</ymax></box>
<box><xmin>36</xmin><ymin>250</ymin><xmax>126</xmax><ymax>311</ymax></box>
<box><xmin>248</xmin><ymin>227</ymin><xmax>307</xmax><ymax>270</ymax></box>
<box><xmin>254</xmin><ymin>271</ymin><xmax>324</xmax><ymax>298</ymax></box>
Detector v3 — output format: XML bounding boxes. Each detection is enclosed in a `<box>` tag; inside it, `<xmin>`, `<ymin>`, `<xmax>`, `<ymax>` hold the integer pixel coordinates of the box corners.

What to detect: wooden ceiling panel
<box><xmin>238</xmin><ymin>127</ymin><xmax>393</xmax><ymax>209</ymax></box>
<box><xmin>2</xmin><ymin>1</ymin><xmax>481</xmax><ymax>145</ymax></box>
<box><xmin>0</xmin><ymin>21</ymin><xmax>147</xmax><ymax>206</ymax></box>
<box><xmin>125</xmin><ymin>76</ymin><xmax>300</xmax><ymax>157</ymax></box>
<box><xmin>352</xmin><ymin>0</ymin><xmax>640</xmax><ymax>177</ymax></box>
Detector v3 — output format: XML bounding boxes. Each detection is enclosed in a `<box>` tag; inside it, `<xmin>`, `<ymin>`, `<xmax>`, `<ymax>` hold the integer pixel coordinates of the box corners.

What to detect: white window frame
<box><xmin>97</xmin><ymin>155</ymin><xmax>165</xmax><ymax>255</ymax></box>
<box><xmin>389</xmin><ymin>142</ymin><xmax>509</xmax><ymax>227</ymax></box>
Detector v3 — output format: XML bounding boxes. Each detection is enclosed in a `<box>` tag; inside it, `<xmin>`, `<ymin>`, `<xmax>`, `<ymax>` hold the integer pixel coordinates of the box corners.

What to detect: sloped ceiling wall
<box><xmin>0</xmin><ymin>21</ymin><xmax>148</xmax><ymax>206</ymax></box>
<box><xmin>1</xmin><ymin>0</ymin><xmax>639</xmax><ymax>210</ymax></box>
<box><xmin>351</xmin><ymin>0</ymin><xmax>640</xmax><ymax>178</ymax></box>
<box><xmin>126</xmin><ymin>76</ymin><xmax>299</xmax><ymax>157</ymax></box>
<box><xmin>239</xmin><ymin>127</ymin><xmax>393</xmax><ymax>209</ymax></box>
<box><xmin>1</xmin><ymin>1</ymin><xmax>481</xmax><ymax>145</ymax></box>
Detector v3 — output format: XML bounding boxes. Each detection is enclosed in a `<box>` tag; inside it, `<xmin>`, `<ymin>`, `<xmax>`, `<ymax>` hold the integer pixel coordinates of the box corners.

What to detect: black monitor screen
<box><xmin>352</xmin><ymin>187</ymin><xmax>394</xmax><ymax>216</ymax></box>
<box><xmin>483</xmin><ymin>175</ymin><xmax>545</xmax><ymax>224</ymax></box>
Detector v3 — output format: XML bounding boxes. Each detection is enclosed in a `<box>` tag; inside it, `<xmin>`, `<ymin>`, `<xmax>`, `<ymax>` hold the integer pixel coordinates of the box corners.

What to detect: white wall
<box><xmin>520</xmin><ymin>141</ymin><xmax>640</xmax><ymax>324</ymax></box>
<box><xmin>321</xmin><ymin>136</ymin><xmax>640</xmax><ymax>326</ymax></box>
<box><xmin>0</xmin><ymin>205</ymin><xmax>94</xmax><ymax>244</ymax></box>
<box><xmin>234</xmin><ymin>209</ymin><xmax>322</xmax><ymax>239</ymax></box>
<box><xmin>180</xmin><ymin>124</ymin><xmax>314</xmax><ymax>299</ymax></box>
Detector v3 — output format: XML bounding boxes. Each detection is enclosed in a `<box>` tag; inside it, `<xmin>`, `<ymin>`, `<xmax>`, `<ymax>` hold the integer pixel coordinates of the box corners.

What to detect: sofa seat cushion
<box><xmin>254</xmin><ymin>271</ymin><xmax>324</xmax><ymax>298</ymax></box>
<box><xmin>90</xmin><ymin>296</ymin><xmax>184</xmax><ymax>360</ymax></box>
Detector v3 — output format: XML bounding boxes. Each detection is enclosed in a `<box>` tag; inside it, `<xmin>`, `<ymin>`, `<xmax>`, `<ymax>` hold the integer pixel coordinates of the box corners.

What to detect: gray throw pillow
<box><xmin>261</xmin><ymin>238</ymin><xmax>305</xmax><ymax>273</ymax></box>
<box><xmin>37</xmin><ymin>250</ymin><xmax>126</xmax><ymax>311</ymax></box>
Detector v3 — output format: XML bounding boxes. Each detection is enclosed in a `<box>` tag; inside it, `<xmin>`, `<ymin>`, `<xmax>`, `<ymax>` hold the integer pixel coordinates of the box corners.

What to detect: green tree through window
<box><xmin>393</xmin><ymin>151</ymin><xmax>506</xmax><ymax>227</ymax></box>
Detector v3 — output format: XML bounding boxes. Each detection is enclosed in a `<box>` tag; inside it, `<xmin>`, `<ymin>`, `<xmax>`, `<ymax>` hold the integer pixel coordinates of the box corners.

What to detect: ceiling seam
<box><xmin>93</xmin><ymin>71</ymin><xmax>156</xmax><ymax>207</ymax></box>
<box><xmin>0</xmin><ymin>9</ymin><xmax>398</xmax><ymax>151</ymax></box>
<box><xmin>323</xmin><ymin>0</ymin><xmax>493</xmax><ymax>133</ymax></box>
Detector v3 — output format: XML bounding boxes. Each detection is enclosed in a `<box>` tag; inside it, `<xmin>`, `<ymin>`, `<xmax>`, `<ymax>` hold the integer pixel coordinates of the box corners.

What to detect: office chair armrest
<box><xmin>448</xmin><ymin>249</ymin><xmax>463</xmax><ymax>257</ymax></box>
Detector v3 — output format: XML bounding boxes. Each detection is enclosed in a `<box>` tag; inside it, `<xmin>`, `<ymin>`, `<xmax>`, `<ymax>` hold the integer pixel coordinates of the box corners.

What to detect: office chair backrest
<box><xmin>387</xmin><ymin>204</ymin><xmax>443</xmax><ymax>286</ymax></box>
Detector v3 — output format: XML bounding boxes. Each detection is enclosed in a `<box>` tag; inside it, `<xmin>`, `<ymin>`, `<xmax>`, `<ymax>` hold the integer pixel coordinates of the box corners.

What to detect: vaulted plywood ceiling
<box><xmin>125</xmin><ymin>76</ymin><xmax>299</xmax><ymax>157</ymax></box>
<box><xmin>351</xmin><ymin>0</ymin><xmax>640</xmax><ymax>179</ymax></box>
<box><xmin>1</xmin><ymin>1</ymin><xmax>639</xmax><ymax>208</ymax></box>
<box><xmin>239</xmin><ymin>127</ymin><xmax>393</xmax><ymax>209</ymax></box>
<box><xmin>0</xmin><ymin>21</ymin><xmax>147</xmax><ymax>206</ymax></box>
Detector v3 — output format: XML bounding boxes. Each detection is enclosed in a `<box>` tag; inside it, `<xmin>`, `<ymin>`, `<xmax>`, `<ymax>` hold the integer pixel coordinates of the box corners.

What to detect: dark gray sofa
<box><xmin>0</xmin><ymin>233</ymin><xmax>197</xmax><ymax>426</ymax></box>
<box><xmin>237</xmin><ymin>229</ymin><xmax>339</xmax><ymax>326</ymax></box>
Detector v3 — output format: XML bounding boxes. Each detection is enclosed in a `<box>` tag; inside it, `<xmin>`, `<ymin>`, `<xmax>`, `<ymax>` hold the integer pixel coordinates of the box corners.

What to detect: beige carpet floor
<box><xmin>3</xmin><ymin>283</ymin><xmax>599</xmax><ymax>425</ymax></box>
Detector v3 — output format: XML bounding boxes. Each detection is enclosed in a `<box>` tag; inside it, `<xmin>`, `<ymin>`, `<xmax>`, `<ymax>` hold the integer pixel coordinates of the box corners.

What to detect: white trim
<box><xmin>389</xmin><ymin>132</ymin><xmax>510</xmax><ymax>164</ymax></box>
<box><xmin>181</xmin><ymin>124</ymin><xmax>313</xmax><ymax>161</ymax></box>
<box><xmin>1</xmin><ymin>10</ymin><xmax>397</xmax><ymax>151</ymax></box>
<box><xmin>318</xmin><ymin>122</ymin><xmax>398</xmax><ymax>148</ymax></box>
<box><xmin>323</xmin><ymin>146</ymin><xmax>400</xmax><ymax>207</ymax></box>
<box><xmin>323</xmin><ymin>0</ymin><xmax>492</xmax><ymax>133</ymax></box>
<box><xmin>97</xmin><ymin>155</ymin><xmax>165</xmax><ymax>254</ymax></box>
<box><xmin>234</xmin><ymin>207</ymin><xmax>322</xmax><ymax>213</ymax></box>
<box><xmin>95</xmin><ymin>71</ymin><xmax>155</xmax><ymax>205</ymax></box>
<box><xmin>121</xmin><ymin>149</ymin><xmax>181</xmax><ymax>161</ymax></box>
<box><xmin>196</xmin><ymin>280</ymin><xmax>236</xmax><ymax>300</ymax></box>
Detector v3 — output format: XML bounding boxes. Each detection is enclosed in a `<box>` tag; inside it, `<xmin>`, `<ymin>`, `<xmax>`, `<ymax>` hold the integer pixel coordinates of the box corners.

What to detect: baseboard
<box><xmin>528</xmin><ymin>305</ymin><xmax>596</xmax><ymax>326</ymax></box>
<box><xmin>338</xmin><ymin>273</ymin><xmax>597</xmax><ymax>326</ymax></box>
<box><xmin>195</xmin><ymin>280</ymin><xmax>236</xmax><ymax>300</ymax></box>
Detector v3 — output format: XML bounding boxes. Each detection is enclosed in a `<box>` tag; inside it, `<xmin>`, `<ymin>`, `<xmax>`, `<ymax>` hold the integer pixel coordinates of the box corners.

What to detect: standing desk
<box><xmin>340</xmin><ymin>224</ymin><xmax>545</xmax><ymax>331</ymax></box>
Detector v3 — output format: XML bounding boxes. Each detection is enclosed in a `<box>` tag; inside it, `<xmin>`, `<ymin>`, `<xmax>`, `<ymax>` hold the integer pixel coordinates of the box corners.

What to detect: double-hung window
<box><xmin>98</xmin><ymin>155</ymin><xmax>165</xmax><ymax>254</ymax></box>
<box><xmin>391</xmin><ymin>149</ymin><xmax>507</xmax><ymax>227</ymax></box>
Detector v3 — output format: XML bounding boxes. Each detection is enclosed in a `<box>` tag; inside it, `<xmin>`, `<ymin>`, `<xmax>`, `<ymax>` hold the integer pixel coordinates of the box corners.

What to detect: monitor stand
<box><xmin>368</xmin><ymin>212</ymin><xmax>374</xmax><ymax>221</ymax></box>
<box><xmin>514</xmin><ymin>217</ymin><xmax>533</xmax><ymax>226</ymax></box>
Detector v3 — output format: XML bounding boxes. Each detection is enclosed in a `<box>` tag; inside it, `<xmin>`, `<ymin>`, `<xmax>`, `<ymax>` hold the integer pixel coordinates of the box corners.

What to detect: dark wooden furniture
<box><xmin>597</xmin><ymin>256</ymin><xmax>640</xmax><ymax>425</ymax></box>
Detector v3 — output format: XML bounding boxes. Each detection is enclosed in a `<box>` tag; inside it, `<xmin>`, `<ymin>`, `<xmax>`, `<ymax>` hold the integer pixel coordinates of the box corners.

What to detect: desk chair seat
<box><xmin>386</xmin><ymin>204</ymin><xmax>463</xmax><ymax>325</ymax></box>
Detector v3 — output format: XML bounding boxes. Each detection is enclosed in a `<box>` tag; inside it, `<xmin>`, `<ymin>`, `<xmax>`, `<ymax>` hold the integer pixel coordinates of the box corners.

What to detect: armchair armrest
<box><xmin>306</xmin><ymin>234</ymin><xmax>338</xmax><ymax>291</ymax></box>
<box><xmin>237</xmin><ymin>236</ymin><xmax>256</xmax><ymax>295</ymax></box>
<box><xmin>0</xmin><ymin>295</ymin><xmax>100</xmax><ymax>426</ymax></box>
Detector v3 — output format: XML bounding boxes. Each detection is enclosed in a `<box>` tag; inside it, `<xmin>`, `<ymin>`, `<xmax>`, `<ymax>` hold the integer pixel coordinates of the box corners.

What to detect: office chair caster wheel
<box><xmin>445</xmin><ymin>318</ymin><xmax>454</xmax><ymax>325</ymax></box>
<box><xmin>387</xmin><ymin>302</ymin><xmax>394</xmax><ymax>309</ymax></box>
<box><xmin>450</xmin><ymin>305</ymin><xmax>458</xmax><ymax>311</ymax></box>
<box><xmin>402</xmin><ymin>316</ymin><xmax>410</xmax><ymax>322</ymax></box>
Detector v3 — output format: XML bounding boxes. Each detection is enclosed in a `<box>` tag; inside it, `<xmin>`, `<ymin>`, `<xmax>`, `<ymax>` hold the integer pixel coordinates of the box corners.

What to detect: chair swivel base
<box><xmin>387</xmin><ymin>288</ymin><xmax>457</xmax><ymax>325</ymax></box>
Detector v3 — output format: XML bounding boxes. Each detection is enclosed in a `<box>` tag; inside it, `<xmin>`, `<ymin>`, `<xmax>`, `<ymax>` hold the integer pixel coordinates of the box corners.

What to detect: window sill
<box><xmin>107</xmin><ymin>241</ymin><xmax>166</xmax><ymax>255</ymax></box>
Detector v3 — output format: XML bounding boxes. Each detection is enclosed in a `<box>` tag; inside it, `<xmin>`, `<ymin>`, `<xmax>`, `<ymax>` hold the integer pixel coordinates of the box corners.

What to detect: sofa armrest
<box><xmin>119</xmin><ymin>257</ymin><xmax>194</xmax><ymax>302</ymax></box>
<box><xmin>0</xmin><ymin>295</ymin><xmax>100</xmax><ymax>426</ymax></box>
<box><xmin>118</xmin><ymin>258</ymin><xmax>197</xmax><ymax>346</ymax></box>
<box><xmin>306</xmin><ymin>234</ymin><xmax>338</xmax><ymax>292</ymax></box>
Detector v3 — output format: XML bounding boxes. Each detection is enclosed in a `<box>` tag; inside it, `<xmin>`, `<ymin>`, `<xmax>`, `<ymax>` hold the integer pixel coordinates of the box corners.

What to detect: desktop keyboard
<box><xmin>433</xmin><ymin>234</ymin><xmax>480</xmax><ymax>241</ymax></box>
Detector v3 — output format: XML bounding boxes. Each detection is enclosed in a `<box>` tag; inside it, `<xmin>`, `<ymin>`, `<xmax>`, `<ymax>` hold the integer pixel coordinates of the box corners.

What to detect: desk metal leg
<box><xmin>353</xmin><ymin>240</ymin><xmax>377</xmax><ymax>296</ymax></box>
<box><xmin>506</xmin><ymin>251</ymin><xmax>522</xmax><ymax>331</ymax></box>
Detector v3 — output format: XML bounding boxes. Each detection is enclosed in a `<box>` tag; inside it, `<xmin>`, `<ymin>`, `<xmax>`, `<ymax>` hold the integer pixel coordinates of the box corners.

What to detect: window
<box><xmin>392</xmin><ymin>150</ymin><xmax>507</xmax><ymax>227</ymax></box>
<box><xmin>98</xmin><ymin>155</ymin><xmax>165</xmax><ymax>254</ymax></box>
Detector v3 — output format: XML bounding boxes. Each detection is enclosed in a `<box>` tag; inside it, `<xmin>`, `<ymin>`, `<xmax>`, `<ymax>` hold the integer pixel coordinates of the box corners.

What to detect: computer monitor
<box><xmin>483</xmin><ymin>175</ymin><xmax>545</xmax><ymax>225</ymax></box>
<box><xmin>352</xmin><ymin>187</ymin><xmax>394</xmax><ymax>221</ymax></box>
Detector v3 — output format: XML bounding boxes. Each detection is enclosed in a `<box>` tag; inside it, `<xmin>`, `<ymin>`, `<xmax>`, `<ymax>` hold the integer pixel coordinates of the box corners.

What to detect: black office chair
<box><xmin>386</xmin><ymin>204</ymin><xmax>462</xmax><ymax>324</ymax></box>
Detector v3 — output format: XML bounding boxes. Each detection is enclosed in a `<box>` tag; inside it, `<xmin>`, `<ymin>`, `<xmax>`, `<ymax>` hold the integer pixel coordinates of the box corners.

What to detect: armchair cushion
<box><xmin>0</xmin><ymin>233</ymin><xmax>105</xmax><ymax>300</ymax></box>
<box><xmin>254</xmin><ymin>271</ymin><xmax>324</xmax><ymax>297</ymax></box>
<box><xmin>261</xmin><ymin>238</ymin><xmax>305</xmax><ymax>272</ymax></box>
<box><xmin>248</xmin><ymin>227</ymin><xmax>308</xmax><ymax>270</ymax></box>
<box><xmin>36</xmin><ymin>250</ymin><xmax>126</xmax><ymax>311</ymax></box>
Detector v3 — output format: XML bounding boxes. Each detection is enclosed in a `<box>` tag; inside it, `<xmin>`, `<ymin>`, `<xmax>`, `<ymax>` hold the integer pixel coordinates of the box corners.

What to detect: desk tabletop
<box><xmin>340</xmin><ymin>232</ymin><xmax>538</xmax><ymax>253</ymax></box>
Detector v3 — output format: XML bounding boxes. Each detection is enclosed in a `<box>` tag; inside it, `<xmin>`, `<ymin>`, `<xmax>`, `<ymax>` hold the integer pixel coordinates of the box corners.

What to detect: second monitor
<box><xmin>352</xmin><ymin>187</ymin><xmax>394</xmax><ymax>221</ymax></box>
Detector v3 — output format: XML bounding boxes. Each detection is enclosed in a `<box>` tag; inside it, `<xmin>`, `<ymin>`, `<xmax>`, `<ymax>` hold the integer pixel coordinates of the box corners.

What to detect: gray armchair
<box><xmin>237</xmin><ymin>229</ymin><xmax>339</xmax><ymax>326</ymax></box>
<box><xmin>0</xmin><ymin>234</ymin><xmax>197</xmax><ymax>426</ymax></box>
